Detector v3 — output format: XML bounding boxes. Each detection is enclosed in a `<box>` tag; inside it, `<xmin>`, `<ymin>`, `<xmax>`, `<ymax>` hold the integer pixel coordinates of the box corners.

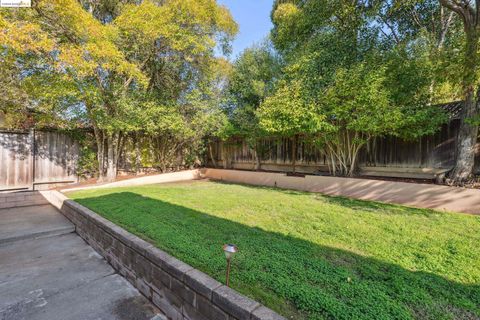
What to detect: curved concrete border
<box><xmin>200</xmin><ymin>169</ymin><xmax>480</xmax><ymax>214</ymax></box>
<box><xmin>41</xmin><ymin>190</ymin><xmax>285</xmax><ymax>320</ymax></box>
<box><xmin>60</xmin><ymin>170</ymin><xmax>202</xmax><ymax>192</ymax></box>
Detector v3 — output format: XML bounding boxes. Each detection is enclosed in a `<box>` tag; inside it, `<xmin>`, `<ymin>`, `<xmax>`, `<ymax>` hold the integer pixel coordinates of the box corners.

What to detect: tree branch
<box><xmin>380</xmin><ymin>16</ymin><xmax>401</xmax><ymax>44</ymax></box>
<box><xmin>440</xmin><ymin>0</ymin><xmax>475</xmax><ymax>29</ymax></box>
<box><xmin>439</xmin><ymin>0</ymin><xmax>467</xmax><ymax>18</ymax></box>
<box><xmin>438</xmin><ymin>11</ymin><xmax>455</xmax><ymax>48</ymax></box>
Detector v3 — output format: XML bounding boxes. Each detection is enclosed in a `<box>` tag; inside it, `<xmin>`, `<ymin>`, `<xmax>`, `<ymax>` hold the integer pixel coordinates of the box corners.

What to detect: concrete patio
<box><xmin>0</xmin><ymin>202</ymin><xmax>164</xmax><ymax>320</ymax></box>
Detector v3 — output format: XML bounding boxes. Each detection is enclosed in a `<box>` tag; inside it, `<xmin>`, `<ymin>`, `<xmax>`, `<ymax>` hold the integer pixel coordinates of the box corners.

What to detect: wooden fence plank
<box><xmin>208</xmin><ymin>121</ymin><xmax>480</xmax><ymax>177</ymax></box>
<box><xmin>0</xmin><ymin>130</ymin><xmax>79</xmax><ymax>190</ymax></box>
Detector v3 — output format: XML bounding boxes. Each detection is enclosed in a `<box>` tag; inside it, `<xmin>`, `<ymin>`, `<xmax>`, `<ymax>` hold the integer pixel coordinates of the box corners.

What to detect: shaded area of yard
<box><xmin>69</xmin><ymin>181</ymin><xmax>480</xmax><ymax>320</ymax></box>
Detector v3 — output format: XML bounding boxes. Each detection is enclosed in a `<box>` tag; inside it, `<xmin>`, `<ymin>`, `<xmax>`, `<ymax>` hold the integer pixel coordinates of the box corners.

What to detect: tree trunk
<box><xmin>208</xmin><ymin>142</ymin><xmax>217</xmax><ymax>168</ymax></box>
<box><xmin>450</xmin><ymin>89</ymin><xmax>479</xmax><ymax>183</ymax></box>
<box><xmin>449</xmin><ymin>28</ymin><xmax>479</xmax><ymax>184</ymax></box>
<box><xmin>134</xmin><ymin>132</ymin><xmax>142</xmax><ymax>175</ymax></box>
<box><xmin>105</xmin><ymin>132</ymin><xmax>119</xmax><ymax>182</ymax></box>
<box><xmin>94</xmin><ymin>126</ymin><xmax>106</xmax><ymax>182</ymax></box>
<box><xmin>254</xmin><ymin>142</ymin><xmax>261</xmax><ymax>171</ymax></box>
<box><xmin>291</xmin><ymin>135</ymin><xmax>297</xmax><ymax>174</ymax></box>
<box><xmin>347</xmin><ymin>143</ymin><xmax>364</xmax><ymax>177</ymax></box>
<box><xmin>324</xmin><ymin>131</ymin><xmax>366</xmax><ymax>177</ymax></box>
<box><xmin>117</xmin><ymin>133</ymin><xmax>125</xmax><ymax>169</ymax></box>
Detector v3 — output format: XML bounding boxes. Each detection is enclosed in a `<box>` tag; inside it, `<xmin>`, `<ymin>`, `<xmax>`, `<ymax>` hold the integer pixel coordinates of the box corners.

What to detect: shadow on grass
<box><xmin>73</xmin><ymin>192</ymin><xmax>480</xmax><ymax>320</ymax></box>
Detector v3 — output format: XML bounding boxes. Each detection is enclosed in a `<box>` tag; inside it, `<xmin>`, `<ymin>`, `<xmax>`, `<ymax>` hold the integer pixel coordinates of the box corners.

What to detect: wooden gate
<box><xmin>0</xmin><ymin>130</ymin><xmax>79</xmax><ymax>191</ymax></box>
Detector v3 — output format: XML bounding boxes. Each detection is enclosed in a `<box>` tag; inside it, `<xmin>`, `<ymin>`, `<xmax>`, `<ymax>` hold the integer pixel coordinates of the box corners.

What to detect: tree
<box><xmin>112</xmin><ymin>0</ymin><xmax>237</xmax><ymax>174</ymax></box>
<box><xmin>258</xmin><ymin>80</ymin><xmax>327</xmax><ymax>174</ymax></box>
<box><xmin>0</xmin><ymin>10</ymin><xmax>57</xmax><ymax>129</ymax></box>
<box><xmin>439</xmin><ymin>0</ymin><xmax>480</xmax><ymax>184</ymax></box>
<box><xmin>264</xmin><ymin>0</ymin><xmax>448</xmax><ymax>176</ymax></box>
<box><xmin>324</xmin><ymin>57</ymin><xmax>447</xmax><ymax>175</ymax></box>
<box><xmin>227</xmin><ymin>40</ymin><xmax>282</xmax><ymax>170</ymax></box>
<box><xmin>1</xmin><ymin>0</ymin><xmax>149</xmax><ymax>181</ymax></box>
<box><xmin>0</xmin><ymin>0</ymin><xmax>237</xmax><ymax>181</ymax></box>
<box><xmin>321</xmin><ymin>63</ymin><xmax>397</xmax><ymax>176</ymax></box>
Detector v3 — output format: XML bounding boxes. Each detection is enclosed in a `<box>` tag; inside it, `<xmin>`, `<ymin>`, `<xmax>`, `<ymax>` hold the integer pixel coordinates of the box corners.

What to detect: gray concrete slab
<box><xmin>0</xmin><ymin>205</ymin><xmax>74</xmax><ymax>245</ymax></box>
<box><xmin>0</xmin><ymin>205</ymin><xmax>164</xmax><ymax>320</ymax></box>
<box><xmin>0</xmin><ymin>233</ymin><xmax>114</xmax><ymax>311</ymax></box>
<box><xmin>1</xmin><ymin>274</ymin><xmax>161</xmax><ymax>320</ymax></box>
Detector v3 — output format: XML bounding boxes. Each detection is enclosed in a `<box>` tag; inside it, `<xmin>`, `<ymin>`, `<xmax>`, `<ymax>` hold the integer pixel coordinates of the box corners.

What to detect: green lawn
<box><xmin>68</xmin><ymin>180</ymin><xmax>480</xmax><ymax>320</ymax></box>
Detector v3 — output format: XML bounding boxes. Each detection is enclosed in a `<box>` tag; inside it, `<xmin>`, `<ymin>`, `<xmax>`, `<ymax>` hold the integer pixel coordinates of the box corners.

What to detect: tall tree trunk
<box><xmin>439</xmin><ymin>1</ymin><xmax>480</xmax><ymax>185</ymax></box>
<box><xmin>449</xmin><ymin>27</ymin><xmax>479</xmax><ymax>184</ymax></box>
<box><xmin>116</xmin><ymin>132</ymin><xmax>125</xmax><ymax>170</ymax></box>
<box><xmin>291</xmin><ymin>135</ymin><xmax>297</xmax><ymax>174</ymax></box>
<box><xmin>254</xmin><ymin>141</ymin><xmax>261</xmax><ymax>171</ymax></box>
<box><xmin>134</xmin><ymin>132</ymin><xmax>142</xmax><ymax>175</ymax></box>
<box><xmin>105</xmin><ymin>132</ymin><xmax>119</xmax><ymax>182</ymax></box>
<box><xmin>208</xmin><ymin>142</ymin><xmax>217</xmax><ymax>168</ymax></box>
<box><xmin>450</xmin><ymin>88</ymin><xmax>479</xmax><ymax>183</ymax></box>
<box><xmin>93</xmin><ymin>126</ymin><xmax>106</xmax><ymax>182</ymax></box>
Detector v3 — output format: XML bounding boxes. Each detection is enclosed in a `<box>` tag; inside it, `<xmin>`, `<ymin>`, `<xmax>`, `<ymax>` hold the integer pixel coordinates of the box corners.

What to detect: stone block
<box><xmin>135</xmin><ymin>254</ymin><xmax>153</xmax><ymax>283</ymax></box>
<box><xmin>152</xmin><ymin>288</ymin><xmax>183</xmax><ymax>320</ymax></box>
<box><xmin>162</xmin><ymin>255</ymin><xmax>194</xmax><ymax>281</ymax></box>
<box><xmin>117</xmin><ymin>252</ymin><xmax>130</xmax><ymax>270</ymax></box>
<box><xmin>182</xmin><ymin>303</ymin><xmax>208</xmax><ymax>320</ymax></box>
<box><xmin>195</xmin><ymin>295</ymin><xmax>228</xmax><ymax>320</ymax></box>
<box><xmin>152</xmin><ymin>264</ymin><xmax>172</xmax><ymax>289</ymax></box>
<box><xmin>129</xmin><ymin>236</ymin><xmax>152</xmax><ymax>256</ymax></box>
<box><xmin>171</xmin><ymin>277</ymin><xmax>195</xmax><ymax>306</ymax></box>
<box><xmin>212</xmin><ymin>286</ymin><xmax>259</xmax><ymax>320</ymax></box>
<box><xmin>123</xmin><ymin>246</ymin><xmax>136</xmax><ymax>269</ymax></box>
<box><xmin>118</xmin><ymin>264</ymin><xmax>130</xmax><ymax>277</ymax></box>
<box><xmin>101</xmin><ymin>232</ymin><xmax>114</xmax><ymax>250</ymax></box>
<box><xmin>113</xmin><ymin>238</ymin><xmax>126</xmax><ymax>256</ymax></box>
<box><xmin>136</xmin><ymin>278</ymin><xmax>152</xmax><ymax>299</ymax></box>
<box><xmin>251</xmin><ymin>306</ymin><xmax>285</xmax><ymax>320</ymax></box>
<box><xmin>125</xmin><ymin>269</ymin><xmax>137</xmax><ymax>286</ymax></box>
<box><xmin>145</xmin><ymin>245</ymin><xmax>171</xmax><ymax>267</ymax></box>
<box><xmin>109</xmin><ymin>255</ymin><xmax>121</xmax><ymax>272</ymax></box>
<box><xmin>184</xmin><ymin>269</ymin><xmax>222</xmax><ymax>300</ymax></box>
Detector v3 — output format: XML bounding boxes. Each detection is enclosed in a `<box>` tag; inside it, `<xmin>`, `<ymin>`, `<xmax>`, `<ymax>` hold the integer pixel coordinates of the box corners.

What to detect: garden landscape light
<box><xmin>222</xmin><ymin>244</ymin><xmax>238</xmax><ymax>287</ymax></box>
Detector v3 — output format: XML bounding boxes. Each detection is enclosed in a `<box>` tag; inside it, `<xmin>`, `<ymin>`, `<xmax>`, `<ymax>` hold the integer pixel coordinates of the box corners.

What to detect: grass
<box><xmin>68</xmin><ymin>180</ymin><xmax>480</xmax><ymax>320</ymax></box>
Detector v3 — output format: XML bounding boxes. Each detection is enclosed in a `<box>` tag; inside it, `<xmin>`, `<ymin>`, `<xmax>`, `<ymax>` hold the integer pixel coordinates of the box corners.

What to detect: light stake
<box><xmin>222</xmin><ymin>244</ymin><xmax>238</xmax><ymax>287</ymax></box>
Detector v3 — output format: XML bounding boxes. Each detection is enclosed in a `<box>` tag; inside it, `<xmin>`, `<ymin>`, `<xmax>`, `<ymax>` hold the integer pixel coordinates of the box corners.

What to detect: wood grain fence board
<box><xmin>0</xmin><ymin>130</ymin><xmax>79</xmax><ymax>190</ymax></box>
<box><xmin>0</xmin><ymin>131</ymin><xmax>32</xmax><ymax>189</ymax></box>
<box><xmin>34</xmin><ymin>131</ymin><xmax>78</xmax><ymax>184</ymax></box>
<box><xmin>208</xmin><ymin>121</ymin><xmax>480</xmax><ymax>175</ymax></box>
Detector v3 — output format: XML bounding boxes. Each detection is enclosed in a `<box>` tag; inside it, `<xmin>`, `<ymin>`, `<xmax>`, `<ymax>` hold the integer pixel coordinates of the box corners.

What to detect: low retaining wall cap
<box><xmin>212</xmin><ymin>285</ymin><xmax>260</xmax><ymax>320</ymax></box>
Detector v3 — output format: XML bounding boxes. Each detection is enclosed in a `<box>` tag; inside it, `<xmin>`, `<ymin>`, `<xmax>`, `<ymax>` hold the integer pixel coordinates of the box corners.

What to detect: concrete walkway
<box><xmin>0</xmin><ymin>203</ymin><xmax>164</xmax><ymax>320</ymax></box>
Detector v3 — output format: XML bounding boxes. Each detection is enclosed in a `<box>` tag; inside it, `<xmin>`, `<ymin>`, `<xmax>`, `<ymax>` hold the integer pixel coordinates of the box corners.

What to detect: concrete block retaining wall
<box><xmin>43</xmin><ymin>191</ymin><xmax>284</xmax><ymax>320</ymax></box>
<box><xmin>0</xmin><ymin>191</ymin><xmax>49</xmax><ymax>209</ymax></box>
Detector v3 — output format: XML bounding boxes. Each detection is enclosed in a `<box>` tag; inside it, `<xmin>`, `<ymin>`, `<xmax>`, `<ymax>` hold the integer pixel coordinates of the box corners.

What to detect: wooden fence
<box><xmin>208</xmin><ymin>120</ymin><xmax>480</xmax><ymax>179</ymax></box>
<box><xmin>0</xmin><ymin>130</ymin><xmax>79</xmax><ymax>191</ymax></box>
<box><xmin>1</xmin><ymin>121</ymin><xmax>478</xmax><ymax>187</ymax></box>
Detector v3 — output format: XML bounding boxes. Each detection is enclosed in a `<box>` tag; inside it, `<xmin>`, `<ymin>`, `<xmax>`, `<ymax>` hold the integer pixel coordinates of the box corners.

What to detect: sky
<box><xmin>217</xmin><ymin>0</ymin><xmax>274</xmax><ymax>60</ymax></box>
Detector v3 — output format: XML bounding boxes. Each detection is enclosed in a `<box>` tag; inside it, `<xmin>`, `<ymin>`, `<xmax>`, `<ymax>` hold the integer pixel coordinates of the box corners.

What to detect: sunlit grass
<box><xmin>69</xmin><ymin>180</ymin><xmax>480</xmax><ymax>320</ymax></box>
